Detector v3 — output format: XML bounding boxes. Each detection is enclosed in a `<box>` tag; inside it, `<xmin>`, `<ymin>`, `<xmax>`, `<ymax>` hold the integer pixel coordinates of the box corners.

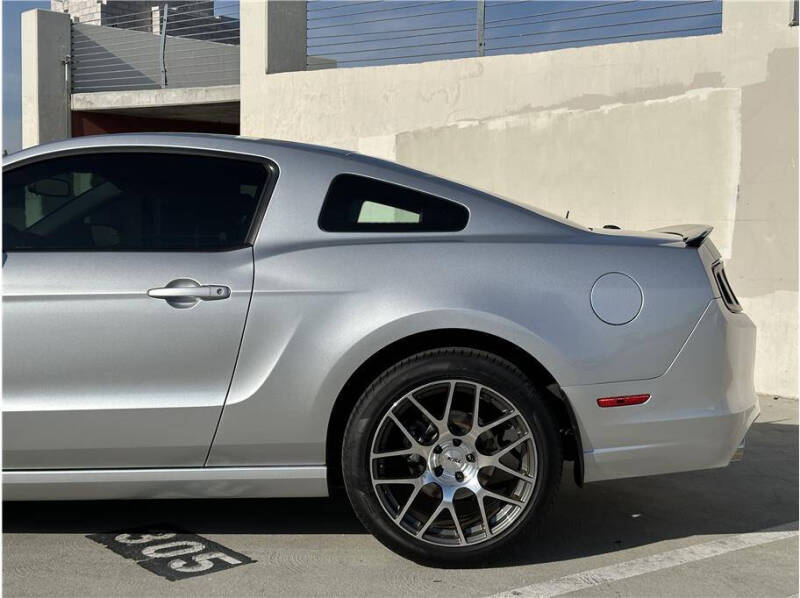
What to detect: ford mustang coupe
<box><xmin>2</xmin><ymin>134</ymin><xmax>758</xmax><ymax>565</ymax></box>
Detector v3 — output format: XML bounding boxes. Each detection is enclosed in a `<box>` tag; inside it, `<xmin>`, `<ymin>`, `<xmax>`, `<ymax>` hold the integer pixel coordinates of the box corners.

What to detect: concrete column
<box><xmin>21</xmin><ymin>9</ymin><xmax>71</xmax><ymax>148</ymax></box>
<box><xmin>265</xmin><ymin>1</ymin><xmax>306</xmax><ymax>74</ymax></box>
<box><xmin>241</xmin><ymin>0</ymin><xmax>306</xmax><ymax>78</ymax></box>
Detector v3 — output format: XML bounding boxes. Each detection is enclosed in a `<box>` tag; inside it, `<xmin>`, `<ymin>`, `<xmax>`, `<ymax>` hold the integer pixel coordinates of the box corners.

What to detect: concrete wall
<box><xmin>21</xmin><ymin>9</ymin><xmax>71</xmax><ymax>149</ymax></box>
<box><xmin>242</xmin><ymin>0</ymin><xmax>306</xmax><ymax>75</ymax></box>
<box><xmin>240</xmin><ymin>1</ymin><xmax>799</xmax><ymax>397</ymax></box>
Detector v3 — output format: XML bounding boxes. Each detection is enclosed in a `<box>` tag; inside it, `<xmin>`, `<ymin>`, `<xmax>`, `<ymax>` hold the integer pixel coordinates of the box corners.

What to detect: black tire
<box><xmin>342</xmin><ymin>347</ymin><xmax>562</xmax><ymax>567</ymax></box>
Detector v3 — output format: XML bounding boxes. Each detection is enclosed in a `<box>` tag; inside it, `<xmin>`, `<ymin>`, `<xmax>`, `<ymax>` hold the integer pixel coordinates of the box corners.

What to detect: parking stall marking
<box><xmin>490</xmin><ymin>521</ymin><xmax>799</xmax><ymax>598</ymax></box>
<box><xmin>88</xmin><ymin>526</ymin><xmax>255</xmax><ymax>581</ymax></box>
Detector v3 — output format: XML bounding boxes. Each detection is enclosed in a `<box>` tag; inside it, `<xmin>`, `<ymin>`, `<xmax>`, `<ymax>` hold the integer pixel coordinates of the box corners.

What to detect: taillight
<box><xmin>712</xmin><ymin>262</ymin><xmax>742</xmax><ymax>313</ymax></box>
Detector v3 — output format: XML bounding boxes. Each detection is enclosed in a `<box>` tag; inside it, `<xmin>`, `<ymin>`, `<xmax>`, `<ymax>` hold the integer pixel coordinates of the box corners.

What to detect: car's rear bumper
<box><xmin>564</xmin><ymin>298</ymin><xmax>759</xmax><ymax>483</ymax></box>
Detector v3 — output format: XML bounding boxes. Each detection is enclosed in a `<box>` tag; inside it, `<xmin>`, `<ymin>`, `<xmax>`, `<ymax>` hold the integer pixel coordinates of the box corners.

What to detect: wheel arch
<box><xmin>325</xmin><ymin>328</ymin><xmax>584</xmax><ymax>493</ymax></box>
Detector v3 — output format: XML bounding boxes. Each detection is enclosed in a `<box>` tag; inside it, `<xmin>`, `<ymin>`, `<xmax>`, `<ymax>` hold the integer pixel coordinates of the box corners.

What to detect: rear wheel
<box><xmin>342</xmin><ymin>348</ymin><xmax>562</xmax><ymax>566</ymax></box>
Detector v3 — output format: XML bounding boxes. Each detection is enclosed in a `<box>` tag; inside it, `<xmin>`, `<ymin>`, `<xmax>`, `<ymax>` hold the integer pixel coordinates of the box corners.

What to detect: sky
<box><xmin>2</xmin><ymin>0</ymin><xmax>721</xmax><ymax>153</ymax></box>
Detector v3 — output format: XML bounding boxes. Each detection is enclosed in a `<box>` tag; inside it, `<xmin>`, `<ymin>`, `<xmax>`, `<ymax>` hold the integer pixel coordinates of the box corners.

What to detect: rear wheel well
<box><xmin>325</xmin><ymin>329</ymin><xmax>582</xmax><ymax>492</ymax></box>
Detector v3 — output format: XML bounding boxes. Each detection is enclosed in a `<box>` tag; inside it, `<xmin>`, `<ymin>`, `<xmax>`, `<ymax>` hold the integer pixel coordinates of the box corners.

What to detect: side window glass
<box><xmin>358</xmin><ymin>201</ymin><xmax>421</xmax><ymax>224</ymax></box>
<box><xmin>2</xmin><ymin>152</ymin><xmax>269</xmax><ymax>251</ymax></box>
<box><xmin>318</xmin><ymin>174</ymin><xmax>468</xmax><ymax>232</ymax></box>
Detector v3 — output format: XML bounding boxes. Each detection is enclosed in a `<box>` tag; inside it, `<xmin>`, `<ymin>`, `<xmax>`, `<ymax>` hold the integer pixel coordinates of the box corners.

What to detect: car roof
<box><xmin>3</xmin><ymin>132</ymin><xmax>353</xmax><ymax>165</ymax></box>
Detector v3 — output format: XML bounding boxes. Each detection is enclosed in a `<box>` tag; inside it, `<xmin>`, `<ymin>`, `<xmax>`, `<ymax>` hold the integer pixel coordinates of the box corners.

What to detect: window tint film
<box><xmin>3</xmin><ymin>152</ymin><xmax>268</xmax><ymax>251</ymax></box>
<box><xmin>319</xmin><ymin>174</ymin><xmax>468</xmax><ymax>232</ymax></box>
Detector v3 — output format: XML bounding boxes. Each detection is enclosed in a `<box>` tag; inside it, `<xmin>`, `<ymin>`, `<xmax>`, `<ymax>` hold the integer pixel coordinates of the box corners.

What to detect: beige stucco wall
<box><xmin>240</xmin><ymin>0</ymin><xmax>799</xmax><ymax>397</ymax></box>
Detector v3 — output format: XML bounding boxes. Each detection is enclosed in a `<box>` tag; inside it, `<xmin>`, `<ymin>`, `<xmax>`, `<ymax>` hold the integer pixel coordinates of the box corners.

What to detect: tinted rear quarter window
<box><xmin>318</xmin><ymin>174</ymin><xmax>468</xmax><ymax>232</ymax></box>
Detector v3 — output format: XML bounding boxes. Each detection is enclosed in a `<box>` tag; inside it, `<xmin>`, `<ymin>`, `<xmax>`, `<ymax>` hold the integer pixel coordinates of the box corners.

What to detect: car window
<box><xmin>318</xmin><ymin>174</ymin><xmax>468</xmax><ymax>232</ymax></box>
<box><xmin>3</xmin><ymin>152</ymin><xmax>269</xmax><ymax>251</ymax></box>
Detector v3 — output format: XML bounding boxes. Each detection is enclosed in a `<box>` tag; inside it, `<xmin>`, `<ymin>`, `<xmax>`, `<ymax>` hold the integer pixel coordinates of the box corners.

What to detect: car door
<box><xmin>2</xmin><ymin>149</ymin><xmax>273</xmax><ymax>469</ymax></box>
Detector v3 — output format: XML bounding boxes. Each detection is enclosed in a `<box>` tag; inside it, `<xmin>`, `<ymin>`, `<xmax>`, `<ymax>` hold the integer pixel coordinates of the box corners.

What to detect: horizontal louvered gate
<box><xmin>70</xmin><ymin>3</ymin><xmax>240</xmax><ymax>93</ymax></box>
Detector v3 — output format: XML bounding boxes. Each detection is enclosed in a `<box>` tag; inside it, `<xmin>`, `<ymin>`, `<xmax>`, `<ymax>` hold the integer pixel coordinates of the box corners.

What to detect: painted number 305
<box><xmin>88</xmin><ymin>528</ymin><xmax>255</xmax><ymax>581</ymax></box>
<box><xmin>116</xmin><ymin>533</ymin><xmax>242</xmax><ymax>573</ymax></box>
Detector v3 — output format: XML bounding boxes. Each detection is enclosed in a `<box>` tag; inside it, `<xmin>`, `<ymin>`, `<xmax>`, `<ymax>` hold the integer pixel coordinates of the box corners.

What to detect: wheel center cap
<box><xmin>429</xmin><ymin>440</ymin><xmax>477</xmax><ymax>485</ymax></box>
<box><xmin>441</xmin><ymin>448</ymin><xmax>466</xmax><ymax>473</ymax></box>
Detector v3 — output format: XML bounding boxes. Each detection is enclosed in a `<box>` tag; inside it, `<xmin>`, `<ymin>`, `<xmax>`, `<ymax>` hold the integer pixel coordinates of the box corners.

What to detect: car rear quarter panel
<box><xmin>207</xmin><ymin>152</ymin><xmax>714</xmax><ymax>467</ymax></box>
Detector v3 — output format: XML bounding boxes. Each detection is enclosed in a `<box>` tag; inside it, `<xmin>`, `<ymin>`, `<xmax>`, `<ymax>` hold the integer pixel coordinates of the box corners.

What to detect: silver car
<box><xmin>2</xmin><ymin>134</ymin><xmax>758</xmax><ymax>565</ymax></box>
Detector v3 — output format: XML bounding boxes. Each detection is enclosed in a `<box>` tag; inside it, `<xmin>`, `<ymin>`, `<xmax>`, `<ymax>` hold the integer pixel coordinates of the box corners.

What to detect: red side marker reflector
<box><xmin>597</xmin><ymin>394</ymin><xmax>650</xmax><ymax>408</ymax></box>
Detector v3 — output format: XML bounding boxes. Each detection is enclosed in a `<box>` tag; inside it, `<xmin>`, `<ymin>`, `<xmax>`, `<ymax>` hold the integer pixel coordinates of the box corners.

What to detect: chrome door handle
<box><xmin>148</xmin><ymin>279</ymin><xmax>230</xmax><ymax>308</ymax></box>
<box><xmin>148</xmin><ymin>286</ymin><xmax>230</xmax><ymax>300</ymax></box>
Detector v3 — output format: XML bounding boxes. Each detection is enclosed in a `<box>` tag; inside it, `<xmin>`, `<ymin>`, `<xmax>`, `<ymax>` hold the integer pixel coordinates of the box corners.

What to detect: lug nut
<box><xmin>434</xmin><ymin>466</ymin><xmax>444</xmax><ymax>476</ymax></box>
<box><xmin>455</xmin><ymin>471</ymin><xmax>464</xmax><ymax>482</ymax></box>
<box><xmin>465</xmin><ymin>453</ymin><xmax>475</xmax><ymax>463</ymax></box>
<box><xmin>433</xmin><ymin>445</ymin><xmax>443</xmax><ymax>454</ymax></box>
<box><xmin>452</xmin><ymin>438</ymin><xmax>462</xmax><ymax>447</ymax></box>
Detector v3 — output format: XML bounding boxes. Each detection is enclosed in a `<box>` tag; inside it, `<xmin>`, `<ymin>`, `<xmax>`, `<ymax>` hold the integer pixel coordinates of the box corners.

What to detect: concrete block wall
<box><xmin>240</xmin><ymin>1</ymin><xmax>799</xmax><ymax>397</ymax></box>
<box><xmin>51</xmin><ymin>1</ymin><xmax>214</xmax><ymax>29</ymax></box>
<box><xmin>51</xmin><ymin>0</ymin><xmax>157</xmax><ymax>25</ymax></box>
<box><xmin>51</xmin><ymin>0</ymin><xmax>104</xmax><ymax>24</ymax></box>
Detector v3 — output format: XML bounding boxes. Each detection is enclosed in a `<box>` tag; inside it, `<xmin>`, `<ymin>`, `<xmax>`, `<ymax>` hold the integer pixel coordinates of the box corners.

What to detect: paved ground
<box><xmin>4</xmin><ymin>396</ymin><xmax>798</xmax><ymax>597</ymax></box>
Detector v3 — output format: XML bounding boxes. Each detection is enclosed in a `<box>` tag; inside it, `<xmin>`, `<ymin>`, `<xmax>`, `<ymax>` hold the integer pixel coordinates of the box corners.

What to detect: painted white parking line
<box><xmin>490</xmin><ymin>522</ymin><xmax>799</xmax><ymax>598</ymax></box>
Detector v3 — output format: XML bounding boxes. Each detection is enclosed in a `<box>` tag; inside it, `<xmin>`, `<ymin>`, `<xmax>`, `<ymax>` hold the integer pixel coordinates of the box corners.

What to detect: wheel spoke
<box><xmin>476</xmin><ymin>492</ymin><xmax>492</xmax><ymax>538</ymax></box>
<box><xmin>448</xmin><ymin>504</ymin><xmax>467</xmax><ymax>545</ymax></box>
<box><xmin>373</xmin><ymin>477</ymin><xmax>421</xmax><ymax>486</ymax></box>
<box><xmin>406</xmin><ymin>393</ymin><xmax>442</xmax><ymax>428</ymax></box>
<box><xmin>416</xmin><ymin>502</ymin><xmax>446</xmax><ymax>538</ymax></box>
<box><xmin>491</xmin><ymin>434</ymin><xmax>531</xmax><ymax>460</ymax></box>
<box><xmin>371</xmin><ymin>447</ymin><xmax>415</xmax><ymax>459</ymax></box>
<box><xmin>442</xmin><ymin>381</ymin><xmax>456</xmax><ymax>432</ymax></box>
<box><xmin>477</xmin><ymin>411</ymin><xmax>518</xmax><ymax>434</ymax></box>
<box><xmin>395</xmin><ymin>483</ymin><xmax>424</xmax><ymax>522</ymax></box>
<box><xmin>387</xmin><ymin>412</ymin><xmax>422</xmax><ymax>450</ymax></box>
<box><xmin>479</xmin><ymin>488</ymin><xmax>525</xmax><ymax>509</ymax></box>
<box><xmin>491</xmin><ymin>461</ymin><xmax>535</xmax><ymax>482</ymax></box>
<box><xmin>469</xmin><ymin>384</ymin><xmax>482</xmax><ymax>433</ymax></box>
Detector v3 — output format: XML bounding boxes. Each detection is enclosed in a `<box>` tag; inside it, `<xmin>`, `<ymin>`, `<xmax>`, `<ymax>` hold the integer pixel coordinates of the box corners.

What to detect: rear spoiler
<box><xmin>650</xmin><ymin>224</ymin><xmax>713</xmax><ymax>247</ymax></box>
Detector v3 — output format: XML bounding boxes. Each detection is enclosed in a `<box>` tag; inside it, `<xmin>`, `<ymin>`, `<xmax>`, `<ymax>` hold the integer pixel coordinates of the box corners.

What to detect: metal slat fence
<box><xmin>69</xmin><ymin>1</ymin><xmax>724</xmax><ymax>92</ymax></box>
<box><xmin>71</xmin><ymin>3</ymin><xmax>240</xmax><ymax>93</ymax></box>
<box><xmin>306</xmin><ymin>0</ymin><xmax>722</xmax><ymax>70</ymax></box>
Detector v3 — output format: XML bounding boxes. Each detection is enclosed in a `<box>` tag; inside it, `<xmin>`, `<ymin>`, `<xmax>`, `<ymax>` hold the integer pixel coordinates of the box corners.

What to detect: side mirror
<box><xmin>27</xmin><ymin>178</ymin><xmax>71</xmax><ymax>198</ymax></box>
